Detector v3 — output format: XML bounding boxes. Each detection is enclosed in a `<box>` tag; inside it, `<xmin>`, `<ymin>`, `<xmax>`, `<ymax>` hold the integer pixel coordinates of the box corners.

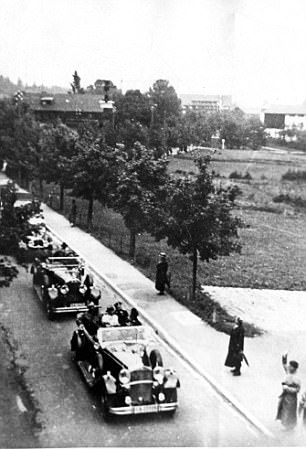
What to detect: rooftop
<box><xmin>262</xmin><ymin>104</ymin><xmax>306</xmax><ymax>115</ymax></box>
<box><xmin>180</xmin><ymin>93</ymin><xmax>232</xmax><ymax>106</ymax></box>
<box><xmin>25</xmin><ymin>92</ymin><xmax>114</xmax><ymax>113</ymax></box>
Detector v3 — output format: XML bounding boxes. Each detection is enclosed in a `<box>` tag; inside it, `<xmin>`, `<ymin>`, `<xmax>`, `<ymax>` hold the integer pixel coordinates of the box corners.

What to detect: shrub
<box><xmin>273</xmin><ymin>193</ymin><xmax>306</xmax><ymax>208</ymax></box>
<box><xmin>282</xmin><ymin>170</ymin><xmax>306</xmax><ymax>182</ymax></box>
<box><xmin>244</xmin><ymin>171</ymin><xmax>252</xmax><ymax>180</ymax></box>
<box><xmin>229</xmin><ymin>171</ymin><xmax>253</xmax><ymax>180</ymax></box>
<box><xmin>229</xmin><ymin>171</ymin><xmax>243</xmax><ymax>179</ymax></box>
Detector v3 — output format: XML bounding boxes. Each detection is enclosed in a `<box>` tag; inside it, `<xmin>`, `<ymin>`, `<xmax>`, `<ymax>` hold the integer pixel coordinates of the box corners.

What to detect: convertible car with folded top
<box><xmin>32</xmin><ymin>257</ymin><xmax>101</xmax><ymax>319</ymax></box>
<box><xmin>70</xmin><ymin>324</ymin><xmax>180</xmax><ymax>417</ymax></box>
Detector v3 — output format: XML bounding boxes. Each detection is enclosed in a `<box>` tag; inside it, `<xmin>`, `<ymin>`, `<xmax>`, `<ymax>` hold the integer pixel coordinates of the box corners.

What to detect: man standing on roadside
<box><xmin>69</xmin><ymin>199</ymin><xmax>77</xmax><ymax>227</ymax></box>
<box><xmin>225</xmin><ymin>317</ymin><xmax>245</xmax><ymax>376</ymax></box>
<box><xmin>155</xmin><ymin>252</ymin><xmax>170</xmax><ymax>295</ymax></box>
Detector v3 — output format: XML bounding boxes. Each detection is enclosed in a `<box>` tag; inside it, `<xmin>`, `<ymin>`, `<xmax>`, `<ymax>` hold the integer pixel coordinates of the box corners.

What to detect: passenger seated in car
<box><xmin>129</xmin><ymin>307</ymin><xmax>142</xmax><ymax>326</ymax></box>
<box><xmin>114</xmin><ymin>301</ymin><xmax>129</xmax><ymax>326</ymax></box>
<box><xmin>53</xmin><ymin>242</ymin><xmax>68</xmax><ymax>257</ymax></box>
<box><xmin>101</xmin><ymin>306</ymin><xmax>119</xmax><ymax>327</ymax></box>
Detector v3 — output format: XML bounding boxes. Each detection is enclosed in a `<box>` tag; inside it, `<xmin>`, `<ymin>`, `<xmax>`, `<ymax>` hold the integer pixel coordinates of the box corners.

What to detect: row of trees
<box><xmin>110</xmin><ymin>80</ymin><xmax>266</xmax><ymax>152</ymax></box>
<box><xmin>0</xmin><ymin>80</ymin><xmax>246</xmax><ymax>297</ymax></box>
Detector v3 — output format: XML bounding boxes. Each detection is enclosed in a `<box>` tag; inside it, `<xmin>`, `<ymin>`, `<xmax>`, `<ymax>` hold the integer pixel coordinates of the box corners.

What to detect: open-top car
<box><xmin>71</xmin><ymin>323</ymin><xmax>180</xmax><ymax>417</ymax></box>
<box><xmin>32</xmin><ymin>257</ymin><xmax>101</xmax><ymax>319</ymax></box>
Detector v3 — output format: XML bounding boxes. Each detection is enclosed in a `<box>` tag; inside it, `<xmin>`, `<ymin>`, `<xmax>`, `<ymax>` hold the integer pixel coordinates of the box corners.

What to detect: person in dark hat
<box><xmin>69</xmin><ymin>199</ymin><xmax>77</xmax><ymax>227</ymax></box>
<box><xmin>155</xmin><ymin>252</ymin><xmax>170</xmax><ymax>295</ymax></box>
<box><xmin>129</xmin><ymin>307</ymin><xmax>142</xmax><ymax>326</ymax></box>
<box><xmin>101</xmin><ymin>306</ymin><xmax>119</xmax><ymax>327</ymax></box>
<box><xmin>114</xmin><ymin>301</ymin><xmax>128</xmax><ymax>326</ymax></box>
<box><xmin>276</xmin><ymin>353</ymin><xmax>301</xmax><ymax>430</ymax></box>
<box><xmin>225</xmin><ymin>317</ymin><xmax>245</xmax><ymax>376</ymax></box>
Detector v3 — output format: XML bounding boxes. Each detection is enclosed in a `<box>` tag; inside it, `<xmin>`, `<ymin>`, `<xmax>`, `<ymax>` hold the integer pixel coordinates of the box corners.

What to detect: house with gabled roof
<box><xmin>25</xmin><ymin>92</ymin><xmax>114</xmax><ymax>126</ymax></box>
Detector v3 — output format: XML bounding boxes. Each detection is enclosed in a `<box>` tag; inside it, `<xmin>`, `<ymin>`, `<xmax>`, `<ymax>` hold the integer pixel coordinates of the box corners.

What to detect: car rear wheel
<box><xmin>149</xmin><ymin>349</ymin><xmax>163</xmax><ymax>368</ymax></box>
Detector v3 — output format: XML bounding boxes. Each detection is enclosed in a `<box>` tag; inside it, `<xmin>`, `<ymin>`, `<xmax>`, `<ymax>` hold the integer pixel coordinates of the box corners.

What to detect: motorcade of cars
<box><xmin>32</xmin><ymin>256</ymin><xmax>101</xmax><ymax>319</ymax></box>
<box><xmin>70</xmin><ymin>322</ymin><xmax>180</xmax><ymax>417</ymax></box>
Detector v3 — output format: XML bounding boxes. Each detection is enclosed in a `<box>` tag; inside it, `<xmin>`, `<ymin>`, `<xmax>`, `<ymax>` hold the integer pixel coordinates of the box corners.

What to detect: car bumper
<box><xmin>51</xmin><ymin>304</ymin><xmax>89</xmax><ymax>314</ymax></box>
<box><xmin>108</xmin><ymin>402</ymin><xmax>178</xmax><ymax>415</ymax></box>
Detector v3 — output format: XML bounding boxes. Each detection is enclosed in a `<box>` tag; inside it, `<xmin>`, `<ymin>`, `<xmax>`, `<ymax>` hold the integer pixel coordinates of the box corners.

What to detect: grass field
<box><xmin>42</xmin><ymin>147</ymin><xmax>306</xmax><ymax>335</ymax></box>
<box><xmin>45</xmin><ymin>147</ymin><xmax>306</xmax><ymax>292</ymax></box>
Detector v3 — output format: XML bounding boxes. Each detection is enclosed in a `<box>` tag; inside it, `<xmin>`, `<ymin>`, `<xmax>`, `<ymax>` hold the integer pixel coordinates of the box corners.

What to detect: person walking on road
<box><xmin>298</xmin><ymin>389</ymin><xmax>306</xmax><ymax>426</ymax></box>
<box><xmin>155</xmin><ymin>252</ymin><xmax>170</xmax><ymax>295</ymax></box>
<box><xmin>276</xmin><ymin>353</ymin><xmax>301</xmax><ymax>431</ymax></box>
<box><xmin>225</xmin><ymin>317</ymin><xmax>245</xmax><ymax>376</ymax></box>
<box><xmin>69</xmin><ymin>199</ymin><xmax>77</xmax><ymax>227</ymax></box>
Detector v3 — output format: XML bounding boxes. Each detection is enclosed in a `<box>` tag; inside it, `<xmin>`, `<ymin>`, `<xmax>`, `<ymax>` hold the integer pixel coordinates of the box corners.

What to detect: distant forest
<box><xmin>0</xmin><ymin>74</ymin><xmax>67</xmax><ymax>97</ymax></box>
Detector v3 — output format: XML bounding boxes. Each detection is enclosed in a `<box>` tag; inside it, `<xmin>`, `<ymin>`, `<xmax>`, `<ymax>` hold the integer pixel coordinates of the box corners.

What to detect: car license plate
<box><xmin>70</xmin><ymin>303</ymin><xmax>85</xmax><ymax>308</ymax></box>
<box><xmin>134</xmin><ymin>404</ymin><xmax>158</xmax><ymax>414</ymax></box>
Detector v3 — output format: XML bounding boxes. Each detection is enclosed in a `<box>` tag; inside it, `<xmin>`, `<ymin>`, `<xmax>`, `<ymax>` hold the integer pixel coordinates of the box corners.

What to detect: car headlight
<box><xmin>79</xmin><ymin>285</ymin><xmax>87</xmax><ymax>295</ymax></box>
<box><xmin>60</xmin><ymin>284</ymin><xmax>69</xmax><ymax>295</ymax></box>
<box><xmin>158</xmin><ymin>392</ymin><xmax>165</xmax><ymax>402</ymax></box>
<box><xmin>125</xmin><ymin>395</ymin><xmax>132</xmax><ymax>405</ymax></box>
<box><xmin>90</xmin><ymin>286</ymin><xmax>100</xmax><ymax>299</ymax></box>
<box><xmin>48</xmin><ymin>285</ymin><xmax>58</xmax><ymax>300</ymax></box>
<box><xmin>119</xmin><ymin>368</ymin><xmax>131</xmax><ymax>385</ymax></box>
<box><xmin>153</xmin><ymin>366</ymin><xmax>164</xmax><ymax>384</ymax></box>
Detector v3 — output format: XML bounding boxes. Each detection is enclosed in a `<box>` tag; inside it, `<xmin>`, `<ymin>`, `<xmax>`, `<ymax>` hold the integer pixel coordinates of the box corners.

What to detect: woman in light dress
<box><xmin>276</xmin><ymin>353</ymin><xmax>301</xmax><ymax>430</ymax></box>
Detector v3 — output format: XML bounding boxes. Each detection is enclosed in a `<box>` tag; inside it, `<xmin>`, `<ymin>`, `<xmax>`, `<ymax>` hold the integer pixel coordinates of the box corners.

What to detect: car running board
<box><xmin>76</xmin><ymin>361</ymin><xmax>98</xmax><ymax>388</ymax></box>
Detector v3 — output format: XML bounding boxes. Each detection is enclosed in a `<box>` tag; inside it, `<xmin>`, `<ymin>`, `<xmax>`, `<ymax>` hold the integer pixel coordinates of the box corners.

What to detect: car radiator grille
<box><xmin>130</xmin><ymin>383</ymin><xmax>152</xmax><ymax>404</ymax></box>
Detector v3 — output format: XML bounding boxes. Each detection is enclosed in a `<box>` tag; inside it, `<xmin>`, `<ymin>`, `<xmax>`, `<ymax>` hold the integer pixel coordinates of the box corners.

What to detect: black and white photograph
<box><xmin>0</xmin><ymin>0</ymin><xmax>306</xmax><ymax>446</ymax></box>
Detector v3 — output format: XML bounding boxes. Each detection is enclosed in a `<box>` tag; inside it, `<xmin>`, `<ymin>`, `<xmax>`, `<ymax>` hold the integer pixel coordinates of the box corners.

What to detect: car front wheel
<box><xmin>101</xmin><ymin>393</ymin><xmax>110</xmax><ymax>420</ymax></box>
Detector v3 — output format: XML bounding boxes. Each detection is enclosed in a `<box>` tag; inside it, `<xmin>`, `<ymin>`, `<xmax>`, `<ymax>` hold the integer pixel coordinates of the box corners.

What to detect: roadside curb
<box><xmin>46</xmin><ymin>219</ymin><xmax>275</xmax><ymax>442</ymax></box>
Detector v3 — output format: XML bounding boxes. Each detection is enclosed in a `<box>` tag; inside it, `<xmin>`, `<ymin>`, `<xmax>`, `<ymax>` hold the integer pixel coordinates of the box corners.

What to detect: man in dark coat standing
<box><xmin>225</xmin><ymin>317</ymin><xmax>245</xmax><ymax>376</ymax></box>
<box><xmin>155</xmin><ymin>253</ymin><xmax>170</xmax><ymax>295</ymax></box>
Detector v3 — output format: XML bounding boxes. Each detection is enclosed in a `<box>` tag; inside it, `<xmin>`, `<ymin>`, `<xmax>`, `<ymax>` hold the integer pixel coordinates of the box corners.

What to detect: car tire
<box><xmin>101</xmin><ymin>393</ymin><xmax>110</xmax><ymax>420</ymax></box>
<box><xmin>46</xmin><ymin>303</ymin><xmax>54</xmax><ymax>320</ymax></box>
<box><xmin>149</xmin><ymin>349</ymin><xmax>163</xmax><ymax>368</ymax></box>
<box><xmin>165</xmin><ymin>408</ymin><xmax>177</xmax><ymax>418</ymax></box>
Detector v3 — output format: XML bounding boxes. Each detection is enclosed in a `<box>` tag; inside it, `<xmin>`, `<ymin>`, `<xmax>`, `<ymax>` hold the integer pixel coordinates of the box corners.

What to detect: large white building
<box><xmin>180</xmin><ymin>94</ymin><xmax>233</xmax><ymax>113</ymax></box>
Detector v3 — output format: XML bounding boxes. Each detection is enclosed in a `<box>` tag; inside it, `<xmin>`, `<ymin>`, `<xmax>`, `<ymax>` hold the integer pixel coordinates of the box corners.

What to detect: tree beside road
<box><xmin>153</xmin><ymin>157</ymin><xmax>242</xmax><ymax>298</ymax></box>
<box><xmin>0</xmin><ymin>78</ymin><xmax>263</xmax><ymax>298</ymax></box>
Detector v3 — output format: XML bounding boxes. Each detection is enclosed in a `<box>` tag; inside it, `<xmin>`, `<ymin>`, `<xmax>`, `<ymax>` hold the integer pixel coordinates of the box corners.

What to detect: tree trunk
<box><xmin>59</xmin><ymin>184</ymin><xmax>65</xmax><ymax>211</ymax></box>
<box><xmin>87</xmin><ymin>195</ymin><xmax>94</xmax><ymax>229</ymax></box>
<box><xmin>129</xmin><ymin>230</ymin><xmax>136</xmax><ymax>258</ymax></box>
<box><xmin>192</xmin><ymin>247</ymin><xmax>198</xmax><ymax>300</ymax></box>
<box><xmin>39</xmin><ymin>178</ymin><xmax>44</xmax><ymax>200</ymax></box>
<box><xmin>18</xmin><ymin>169</ymin><xmax>22</xmax><ymax>187</ymax></box>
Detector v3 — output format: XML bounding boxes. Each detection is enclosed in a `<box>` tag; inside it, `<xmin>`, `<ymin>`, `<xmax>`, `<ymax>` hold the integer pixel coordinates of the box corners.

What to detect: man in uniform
<box><xmin>155</xmin><ymin>253</ymin><xmax>170</xmax><ymax>295</ymax></box>
<box><xmin>225</xmin><ymin>317</ymin><xmax>245</xmax><ymax>376</ymax></box>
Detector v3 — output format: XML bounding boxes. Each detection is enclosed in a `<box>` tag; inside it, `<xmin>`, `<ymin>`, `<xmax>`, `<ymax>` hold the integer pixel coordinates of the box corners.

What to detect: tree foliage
<box><xmin>112</xmin><ymin>142</ymin><xmax>169</xmax><ymax>257</ymax></box>
<box><xmin>70</xmin><ymin>123</ymin><xmax>120</xmax><ymax>227</ymax></box>
<box><xmin>153</xmin><ymin>157</ymin><xmax>243</xmax><ymax>297</ymax></box>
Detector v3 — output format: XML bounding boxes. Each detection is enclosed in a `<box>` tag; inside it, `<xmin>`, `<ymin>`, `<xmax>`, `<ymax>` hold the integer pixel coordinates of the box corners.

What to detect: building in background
<box><xmin>21</xmin><ymin>72</ymin><xmax>118</xmax><ymax>127</ymax></box>
<box><xmin>261</xmin><ymin>104</ymin><xmax>306</xmax><ymax>138</ymax></box>
<box><xmin>180</xmin><ymin>94</ymin><xmax>233</xmax><ymax>113</ymax></box>
<box><xmin>25</xmin><ymin>92</ymin><xmax>114</xmax><ymax>126</ymax></box>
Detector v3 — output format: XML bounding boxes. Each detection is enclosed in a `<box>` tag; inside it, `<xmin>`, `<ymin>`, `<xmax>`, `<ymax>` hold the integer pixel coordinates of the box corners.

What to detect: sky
<box><xmin>0</xmin><ymin>0</ymin><xmax>306</xmax><ymax>108</ymax></box>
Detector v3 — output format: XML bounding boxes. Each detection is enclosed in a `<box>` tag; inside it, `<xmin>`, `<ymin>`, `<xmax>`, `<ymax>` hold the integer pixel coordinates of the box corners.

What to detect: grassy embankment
<box><xmin>44</xmin><ymin>148</ymin><xmax>306</xmax><ymax>336</ymax></box>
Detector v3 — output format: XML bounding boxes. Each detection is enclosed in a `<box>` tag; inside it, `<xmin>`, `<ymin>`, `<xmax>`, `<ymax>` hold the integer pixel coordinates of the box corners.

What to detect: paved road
<box><xmin>0</xmin><ymin>324</ymin><xmax>38</xmax><ymax>448</ymax></box>
<box><xmin>0</xmin><ymin>266</ymin><xmax>269</xmax><ymax>447</ymax></box>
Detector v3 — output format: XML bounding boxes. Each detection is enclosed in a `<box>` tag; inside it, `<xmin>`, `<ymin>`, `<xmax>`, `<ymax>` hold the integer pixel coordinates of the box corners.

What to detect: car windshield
<box><xmin>98</xmin><ymin>326</ymin><xmax>148</xmax><ymax>343</ymax></box>
<box><xmin>46</xmin><ymin>257</ymin><xmax>81</xmax><ymax>268</ymax></box>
